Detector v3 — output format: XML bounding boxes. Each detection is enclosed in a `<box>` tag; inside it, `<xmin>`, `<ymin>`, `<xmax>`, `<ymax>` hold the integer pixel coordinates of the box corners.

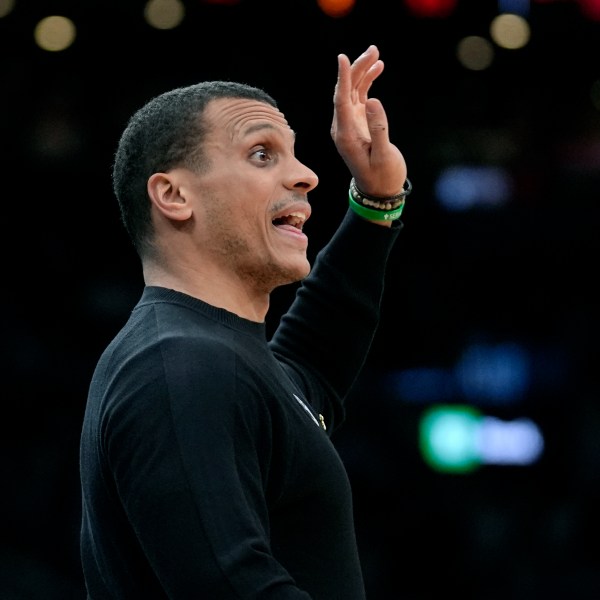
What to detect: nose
<box><xmin>286</xmin><ymin>158</ymin><xmax>319</xmax><ymax>192</ymax></box>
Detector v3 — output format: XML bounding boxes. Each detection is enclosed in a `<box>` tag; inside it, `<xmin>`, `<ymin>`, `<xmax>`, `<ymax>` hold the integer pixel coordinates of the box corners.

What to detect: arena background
<box><xmin>2</xmin><ymin>0</ymin><xmax>599</xmax><ymax>597</ymax></box>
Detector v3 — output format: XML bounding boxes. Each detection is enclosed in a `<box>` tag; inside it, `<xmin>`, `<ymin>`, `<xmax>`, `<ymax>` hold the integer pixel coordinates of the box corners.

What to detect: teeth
<box><xmin>286</xmin><ymin>211</ymin><xmax>306</xmax><ymax>224</ymax></box>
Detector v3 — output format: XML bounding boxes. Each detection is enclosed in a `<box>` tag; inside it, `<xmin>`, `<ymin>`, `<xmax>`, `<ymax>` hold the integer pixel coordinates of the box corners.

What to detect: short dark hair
<box><xmin>112</xmin><ymin>81</ymin><xmax>278</xmax><ymax>256</ymax></box>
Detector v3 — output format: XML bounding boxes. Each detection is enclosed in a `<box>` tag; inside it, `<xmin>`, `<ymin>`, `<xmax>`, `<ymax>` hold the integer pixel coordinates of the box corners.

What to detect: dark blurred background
<box><xmin>1</xmin><ymin>0</ymin><xmax>599</xmax><ymax>598</ymax></box>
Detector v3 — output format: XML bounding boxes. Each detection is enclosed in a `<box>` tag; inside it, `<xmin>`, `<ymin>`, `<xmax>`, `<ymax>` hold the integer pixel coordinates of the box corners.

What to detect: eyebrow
<box><xmin>242</xmin><ymin>122</ymin><xmax>296</xmax><ymax>139</ymax></box>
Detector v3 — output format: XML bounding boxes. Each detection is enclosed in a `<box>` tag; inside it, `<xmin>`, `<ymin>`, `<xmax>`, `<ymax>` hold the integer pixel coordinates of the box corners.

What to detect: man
<box><xmin>80</xmin><ymin>44</ymin><xmax>410</xmax><ymax>598</ymax></box>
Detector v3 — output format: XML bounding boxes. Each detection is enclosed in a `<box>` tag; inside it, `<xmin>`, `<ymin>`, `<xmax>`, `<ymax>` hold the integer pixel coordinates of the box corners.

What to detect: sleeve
<box><xmin>107</xmin><ymin>338</ymin><xmax>313</xmax><ymax>599</ymax></box>
<box><xmin>269</xmin><ymin>208</ymin><xmax>402</xmax><ymax>429</ymax></box>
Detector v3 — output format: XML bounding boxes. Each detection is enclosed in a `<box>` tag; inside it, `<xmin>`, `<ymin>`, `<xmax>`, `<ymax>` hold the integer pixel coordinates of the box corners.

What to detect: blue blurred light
<box><xmin>434</xmin><ymin>165</ymin><xmax>513</xmax><ymax>211</ymax></box>
<box><xmin>498</xmin><ymin>0</ymin><xmax>531</xmax><ymax>16</ymax></box>
<box><xmin>456</xmin><ymin>341</ymin><xmax>530</xmax><ymax>405</ymax></box>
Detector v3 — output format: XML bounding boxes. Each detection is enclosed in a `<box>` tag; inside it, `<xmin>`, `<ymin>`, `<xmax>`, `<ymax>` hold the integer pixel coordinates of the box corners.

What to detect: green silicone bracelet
<box><xmin>348</xmin><ymin>192</ymin><xmax>404</xmax><ymax>221</ymax></box>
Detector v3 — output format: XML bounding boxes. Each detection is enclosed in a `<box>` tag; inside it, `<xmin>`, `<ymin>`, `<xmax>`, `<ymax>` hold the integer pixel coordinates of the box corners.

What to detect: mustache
<box><xmin>272</xmin><ymin>194</ymin><xmax>310</xmax><ymax>212</ymax></box>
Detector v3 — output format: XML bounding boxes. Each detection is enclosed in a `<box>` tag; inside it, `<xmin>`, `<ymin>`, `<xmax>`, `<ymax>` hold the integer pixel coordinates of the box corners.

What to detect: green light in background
<box><xmin>419</xmin><ymin>405</ymin><xmax>482</xmax><ymax>474</ymax></box>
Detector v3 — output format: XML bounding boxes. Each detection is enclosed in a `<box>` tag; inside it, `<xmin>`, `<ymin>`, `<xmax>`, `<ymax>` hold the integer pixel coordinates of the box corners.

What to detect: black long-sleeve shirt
<box><xmin>80</xmin><ymin>209</ymin><xmax>402</xmax><ymax>599</ymax></box>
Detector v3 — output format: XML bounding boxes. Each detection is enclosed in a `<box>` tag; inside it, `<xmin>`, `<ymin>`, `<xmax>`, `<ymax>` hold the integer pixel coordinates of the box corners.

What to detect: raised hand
<box><xmin>331</xmin><ymin>45</ymin><xmax>407</xmax><ymax>199</ymax></box>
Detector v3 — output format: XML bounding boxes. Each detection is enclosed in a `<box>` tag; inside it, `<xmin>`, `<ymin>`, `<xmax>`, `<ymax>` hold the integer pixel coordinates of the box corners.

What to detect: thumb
<box><xmin>365</xmin><ymin>97</ymin><xmax>390</xmax><ymax>152</ymax></box>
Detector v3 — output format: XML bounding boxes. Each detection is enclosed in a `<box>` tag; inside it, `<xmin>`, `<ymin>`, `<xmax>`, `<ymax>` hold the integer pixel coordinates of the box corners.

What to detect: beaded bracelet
<box><xmin>349</xmin><ymin>193</ymin><xmax>404</xmax><ymax>221</ymax></box>
<box><xmin>348</xmin><ymin>177</ymin><xmax>412</xmax><ymax>221</ymax></box>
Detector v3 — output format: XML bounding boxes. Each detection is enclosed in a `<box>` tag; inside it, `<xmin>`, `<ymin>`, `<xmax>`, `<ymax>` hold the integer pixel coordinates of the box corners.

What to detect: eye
<box><xmin>251</xmin><ymin>147</ymin><xmax>273</xmax><ymax>163</ymax></box>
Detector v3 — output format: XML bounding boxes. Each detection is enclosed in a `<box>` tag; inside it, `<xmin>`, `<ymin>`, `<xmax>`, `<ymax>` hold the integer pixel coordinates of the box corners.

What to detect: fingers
<box><xmin>349</xmin><ymin>45</ymin><xmax>379</xmax><ymax>79</ymax></box>
<box><xmin>335</xmin><ymin>46</ymin><xmax>382</xmax><ymax>105</ymax></box>
<box><xmin>332</xmin><ymin>46</ymin><xmax>382</xmax><ymax>130</ymax></box>
<box><xmin>336</xmin><ymin>53</ymin><xmax>351</xmax><ymax>88</ymax></box>
<box><xmin>349</xmin><ymin>45</ymin><xmax>383</xmax><ymax>102</ymax></box>
<box><xmin>333</xmin><ymin>53</ymin><xmax>351</xmax><ymax>107</ymax></box>
<box><xmin>358</xmin><ymin>60</ymin><xmax>384</xmax><ymax>103</ymax></box>
<box><xmin>332</xmin><ymin>52</ymin><xmax>357</xmax><ymax>139</ymax></box>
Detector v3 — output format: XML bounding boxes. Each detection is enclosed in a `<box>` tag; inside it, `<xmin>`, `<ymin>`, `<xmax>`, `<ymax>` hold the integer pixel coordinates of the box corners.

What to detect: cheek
<box><xmin>197</xmin><ymin>179</ymin><xmax>272</xmax><ymax>245</ymax></box>
<box><xmin>201</xmin><ymin>199</ymin><xmax>261</xmax><ymax>253</ymax></box>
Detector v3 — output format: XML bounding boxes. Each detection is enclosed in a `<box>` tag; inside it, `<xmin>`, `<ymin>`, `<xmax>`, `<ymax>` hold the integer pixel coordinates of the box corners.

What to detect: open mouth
<box><xmin>272</xmin><ymin>211</ymin><xmax>307</xmax><ymax>231</ymax></box>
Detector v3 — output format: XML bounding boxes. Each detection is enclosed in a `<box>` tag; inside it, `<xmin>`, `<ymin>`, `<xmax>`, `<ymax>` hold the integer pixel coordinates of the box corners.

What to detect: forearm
<box><xmin>271</xmin><ymin>208</ymin><xmax>401</xmax><ymax>403</ymax></box>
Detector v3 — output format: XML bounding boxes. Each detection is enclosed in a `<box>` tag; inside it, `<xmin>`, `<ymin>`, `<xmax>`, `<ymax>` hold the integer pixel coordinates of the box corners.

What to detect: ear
<box><xmin>147</xmin><ymin>171</ymin><xmax>193</xmax><ymax>222</ymax></box>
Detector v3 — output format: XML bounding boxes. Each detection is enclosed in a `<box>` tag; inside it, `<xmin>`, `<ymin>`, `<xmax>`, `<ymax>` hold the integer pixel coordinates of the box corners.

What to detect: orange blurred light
<box><xmin>317</xmin><ymin>0</ymin><xmax>355</xmax><ymax>18</ymax></box>
<box><xmin>404</xmin><ymin>0</ymin><xmax>458</xmax><ymax>18</ymax></box>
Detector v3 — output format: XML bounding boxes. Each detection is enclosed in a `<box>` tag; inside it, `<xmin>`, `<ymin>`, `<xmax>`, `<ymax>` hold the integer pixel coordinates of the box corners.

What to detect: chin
<box><xmin>280</xmin><ymin>261</ymin><xmax>311</xmax><ymax>285</ymax></box>
<box><xmin>295</xmin><ymin>260</ymin><xmax>312</xmax><ymax>281</ymax></box>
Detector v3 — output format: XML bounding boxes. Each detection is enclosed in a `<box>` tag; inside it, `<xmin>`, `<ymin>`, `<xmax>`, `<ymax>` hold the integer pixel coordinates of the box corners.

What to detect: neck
<box><xmin>142</xmin><ymin>261</ymin><xmax>270</xmax><ymax>323</ymax></box>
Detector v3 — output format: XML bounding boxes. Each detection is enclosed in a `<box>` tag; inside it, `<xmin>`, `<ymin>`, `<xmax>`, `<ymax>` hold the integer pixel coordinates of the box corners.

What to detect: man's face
<box><xmin>186</xmin><ymin>97</ymin><xmax>319</xmax><ymax>293</ymax></box>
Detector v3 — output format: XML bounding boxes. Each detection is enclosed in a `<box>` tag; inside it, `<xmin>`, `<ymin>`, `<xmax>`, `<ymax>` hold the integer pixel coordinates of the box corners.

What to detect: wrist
<box><xmin>348</xmin><ymin>177</ymin><xmax>412</xmax><ymax>222</ymax></box>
